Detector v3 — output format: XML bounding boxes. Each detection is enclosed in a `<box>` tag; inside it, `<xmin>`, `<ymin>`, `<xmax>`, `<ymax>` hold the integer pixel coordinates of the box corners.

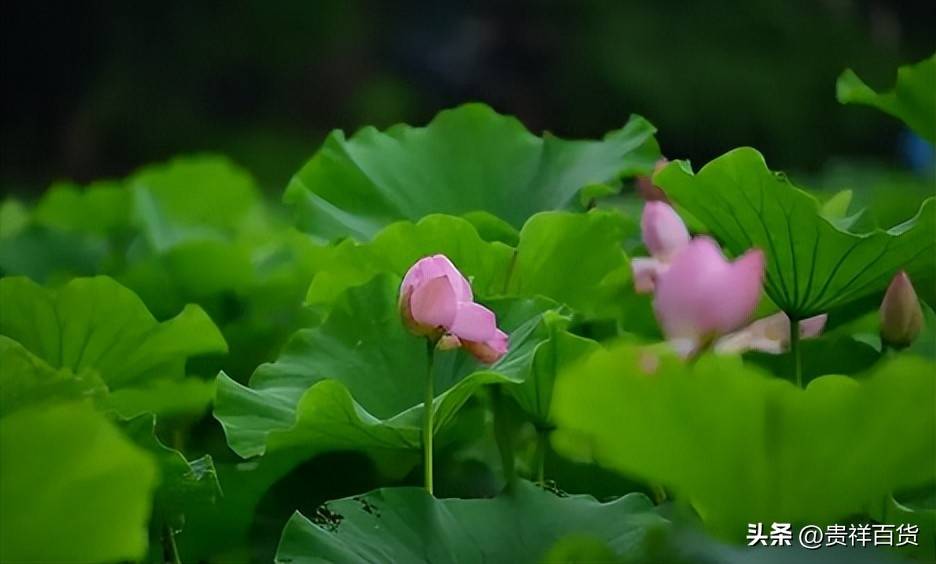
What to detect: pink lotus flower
<box><xmin>879</xmin><ymin>271</ymin><xmax>924</xmax><ymax>349</ymax></box>
<box><xmin>400</xmin><ymin>254</ymin><xmax>508</xmax><ymax>363</ymax></box>
<box><xmin>653</xmin><ymin>237</ymin><xmax>764</xmax><ymax>356</ymax></box>
<box><xmin>715</xmin><ymin>312</ymin><xmax>828</xmax><ymax>355</ymax></box>
<box><xmin>632</xmin><ymin>201</ymin><xmax>690</xmax><ymax>293</ymax></box>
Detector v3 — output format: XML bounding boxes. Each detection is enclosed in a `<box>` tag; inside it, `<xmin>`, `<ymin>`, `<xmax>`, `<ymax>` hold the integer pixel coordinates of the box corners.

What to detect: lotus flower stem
<box><xmin>423</xmin><ymin>340</ymin><xmax>436</xmax><ymax>495</ymax></box>
<box><xmin>162</xmin><ymin>523</ymin><xmax>181</xmax><ymax>564</ymax></box>
<box><xmin>790</xmin><ymin>317</ymin><xmax>803</xmax><ymax>388</ymax></box>
<box><xmin>491</xmin><ymin>387</ymin><xmax>516</xmax><ymax>487</ymax></box>
<box><xmin>651</xmin><ymin>484</ymin><xmax>668</xmax><ymax>505</ymax></box>
<box><xmin>534</xmin><ymin>429</ymin><xmax>548</xmax><ymax>484</ymax></box>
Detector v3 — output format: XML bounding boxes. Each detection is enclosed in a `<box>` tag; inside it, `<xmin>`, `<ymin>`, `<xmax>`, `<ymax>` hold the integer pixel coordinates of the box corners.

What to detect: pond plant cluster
<box><xmin>0</xmin><ymin>54</ymin><xmax>934</xmax><ymax>563</ymax></box>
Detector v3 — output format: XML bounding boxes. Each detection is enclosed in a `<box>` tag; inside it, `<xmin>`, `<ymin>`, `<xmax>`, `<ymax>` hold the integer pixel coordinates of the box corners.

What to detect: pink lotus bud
<box><xmin>642</xmin><ymin>201</ymin><xmax>690</xmax><ymax>261</ymax></box>
<box><xmin>715</xmin><ymin>312</ymin><xmax>828</xmax><ymax>355</ymax></box>
<box><xmin>400</xmin><ymin>254</ymin><xmax>509</xmax><ymax>363</ymax></box>
<box><xmin>635</xmin><ymin>158</ymin><xmax>670</xmax><ymax>202</ymax></box>
<box><xmin>400</xmin><ymin>255</ymin><xmax>473</xmax><ymax>336</ymax></box>
<box><xmin>879</xmin><ymin>271</ymin><xmax>924</xmax><ymax>349</ymax></box>
<box><xmin>653</xmin><ymin>237</ymin><xmax>764</xmax><ymax>354</ymax></box>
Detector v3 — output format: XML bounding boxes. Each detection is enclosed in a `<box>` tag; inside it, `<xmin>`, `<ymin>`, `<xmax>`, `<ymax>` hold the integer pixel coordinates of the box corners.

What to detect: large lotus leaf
<box><xmin>551</xmin><ymin>342</ymin><xmax>936</xmax><ymax>538</ymax></box>
<box><xmin>837</xmin><ymin>53</ymin><xmax>936</xmax><ymax>143</ymax></box>
<box><xmin>215</xmin><ymin>275</ymin><xmax>563</xmax><ymax>460</ymax></box>
<box><xmin>275</xmin><ymin>480</ymin><xmax>666</xmax><ymax>563</ymax></box>
<box><xmin>284</xmin><ymin>103</ymin><xmax>660</xmax><ymax>240</ymax></box>
<box><xmin>0</xmin><ymin>403</ymin><xmax>158</xmax><ymax>563</ymax></box>
<box><xmin>655</xmin><ymin>148</ymin><xmax>936</xmax><ymax>318</ymax></box>
<box><xmin>0</xmin><ymin>276</ymin><xmax>227</xmax><ymax>413</ymax></box>
<box><xmin>305</xmin><ymin>210</ymin><xmax>634</xmax><ymax>321</ymax></box>
<box><xmin>0</xmin><ymin>335</ymin><xmax>105</xmax><ymax>417</ymax></box>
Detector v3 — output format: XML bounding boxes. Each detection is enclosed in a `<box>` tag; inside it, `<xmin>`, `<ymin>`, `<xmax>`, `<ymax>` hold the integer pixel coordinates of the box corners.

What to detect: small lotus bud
<box><xmin>642</xmin><ymin>201</ymin><xmax>690</xmax><ymax>261</ymax></box>
<box><xmin>880</xmin><ymin>271</ymin><xmax>924</xmax><ymax>349</ymax></box>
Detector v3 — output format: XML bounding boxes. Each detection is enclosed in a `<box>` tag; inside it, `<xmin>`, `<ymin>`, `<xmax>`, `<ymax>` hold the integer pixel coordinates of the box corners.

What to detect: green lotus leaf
<box><xmin>274</xmin><ymin>480</ymin><xmax>666</xmax><ymax>563</ymax></box>
<box><xmin>0</xmin><ymin>335</ymin><xmax>105</xmax><ymax>417</ymax></box>
<box><xmin>0</xmin><ymin>276</ymin><xmax>227</xmax><ymax>411</ymax></box>
<box><xmin>505</xmin><ymin>210</ymin><xmax>634</xmax><ymax>319</ymax></box>
<box><xmin>0</xmin><ymin>224</ymin><xmax>109</xmax><ymax>283</ymax></box>
<box><xmin>837</xmin><ymin>53</ymin><xmax>936</xmax><ymax>143</ymax></box>
<box><xmin>656</xmin><ymin>148</ymin><xmax>936</xmax><ymax>318</ymax></box>
<box><xmin>119</xmin><ymin>156</ymin><xmax>335</xmax><ymax>370</ymax></box>
<box><xmin>215</xmin><ymin>275</ymin><xmax>566</xmax><ymax>460</ymax></box>
<box><xmin>0</xmin><ymin>403</ymin><xmax>158</xmax><ymax>563</ymax></box>
<box><xmin>551</xmin><ymin>342</ymin><xmax>936</xmax><ymax>538</ymax></box>
<box><xmin>305</xmin><ymin>210</ymin><xmax>635</xmax><ymax>321</ymax></box>
<box><xmin>873</xmin><ymin>495</ymin><xmax>936</xmax><ymax>560</ymax></box>
<box><xmin>304</xmin><ymin>214</ymin><xmax>513</xmax><ymax>309</ymax></box>
<box><xmin>103</xmin><ymin>377</ymin><xmax>217</xmax><ymax>419</ymax></box>
<box><xmin>810</xmin><ymin>160</ymin><xmax>936</xmax><ymax>232</ymax></box>
<box><xmin>746</xmin><ymin>333</ymin><xmax>881</xmax><ymax>384</ymax></box>
<box><xmin>0</xmin><ymin>199</ymin><xmax>29</xmax><ymax>238</ymax></box>
<box><xmin>506</xmin><ymin>313</ymin><xmax>600</xmax><ymax>427</ymax></box>
<box><xmin>35</xmin><ymin>180</ymin><xmax>131</xmax><ymax>235</ymax></box>
<box><xmin>125</xmin><ymin>155</ymin><xmax>271</xmax><ymax>298</ymax></box>
<box><xmin>128</xmin><ymin>154</ymin><xmax>263</xmax><ymax>247</ymax></box>
<box><xmin>174</xmin><ymin>451</ymin><xmax>309</xmax><ymax>562</ymax></box>
<box><xmin>284</xmin><ymin>103</ymin><xmax>659</xmax><ymax>240</ymax></box>
<box><xmin>461</xmin><ymin>210</ymin><xmax>521</xmax><ymax>245</ymax></box>
<box><xmin>0</xmin><ymin>185</ymin><xmax>129</xmax><ymax>283</ymax></box>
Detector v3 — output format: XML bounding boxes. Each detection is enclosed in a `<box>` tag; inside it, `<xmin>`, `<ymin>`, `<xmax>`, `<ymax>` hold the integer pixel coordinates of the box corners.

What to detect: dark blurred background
<box><xmin>2</xmin><ymin>0</ymin><xmax>934</xmax><ymax>196</ymax></box>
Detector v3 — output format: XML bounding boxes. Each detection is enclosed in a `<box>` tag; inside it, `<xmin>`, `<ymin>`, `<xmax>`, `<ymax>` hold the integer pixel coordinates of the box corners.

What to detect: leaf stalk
<box><xmin>534</xmin><ymin>428</ymin><xmax>548</xmax><ymax>484</ymax></box>
<box><xmin>790</xmin><ymin>317</ymin><xmax>803</xmax><ymax>388</ymax></box>
<box><xmin>491</xmin><ymin>386</ymin><xmax>516</xmax><ymax>488</ymax></box>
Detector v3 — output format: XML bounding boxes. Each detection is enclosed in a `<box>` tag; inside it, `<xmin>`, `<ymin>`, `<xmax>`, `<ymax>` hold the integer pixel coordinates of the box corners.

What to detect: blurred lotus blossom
<box><xmin>715</xmin><ymin>312</ymin><xmax>828</xmax><ymax>355</ymax></box>
<box><xmin>653</xmin><ymin>237</ymin><xmax>764</xmax><ymax>356</ymax></box>
<box><xmin>400</xmin><ymin>254</ymin><xmax>508</xmax><ymax>363</ymax></box>
<box><xmin>632</xmin><ymin>201</ymin><xmax>690</xmax><ymax>293</ymax></box>
<box><xmin>879</xmin><ymin>271</ymin><xmax>924</xmax><ymax>349</ymax></box>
